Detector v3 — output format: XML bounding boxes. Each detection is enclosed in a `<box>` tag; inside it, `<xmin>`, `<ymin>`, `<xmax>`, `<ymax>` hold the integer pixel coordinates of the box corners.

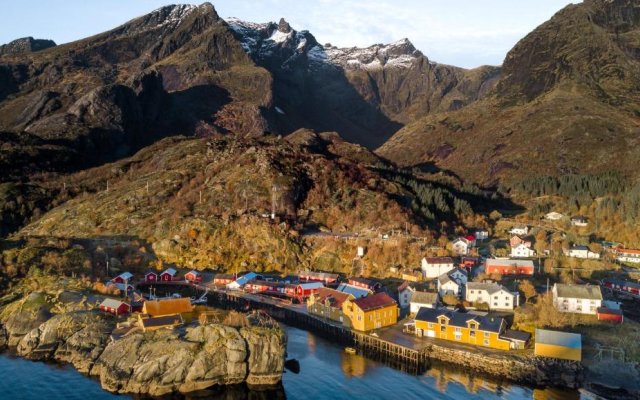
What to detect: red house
<box><xmin>284</xmin><ymin>282</ymin><xmax>324</xmax><ymax>298</ymax></box>
<box><xmin>111</xmin><ymin>272</ymin><xmax>133</xmax><ymax>284</ymax></box>
<box><xmin>213</xmin><ymin>273</ymin><xmax>235</xmax><ymax>286</ymax></box>
<box><xmin>299</xmin><ymin>271</ymin><xmax>339</xmax><ymax>285</ymax></box>
<box><xmin>485</xmin><ymin>259</ymin><xmax>534</xmax><ymax>276</ymax></box>
<box><xmin>597</xmin><ymin>307</ymin><xmax>624</xmax><ymax>324</ymax></box>
<box><xmin>144</xmin><ymin>271</ymin><xmax>158</xmax><ymax>282</ymax></box>
<box><xmin>99</xmin><ymin>298</ymin><xmax>130</xmax><ymax>316</ymax></box>
<box><xmin>348</xmin><ymin>277</ymin><xmax>382</xmax><ymax>292</ymax></box>
<box><xmin>160</xmin><ymin>268</ymin><xmax>177</xmax><ymax>281</ymax></box>
<box><xmin>185</xmin><ymin>270</ymin><xmax>202</xmax><ymax>283</ymax></box>
<box><xmin>602</xmin><ymin>279</ymin><xmax>640</xmax><ymax>296</ymax></box>
<box><xmin>245</xmin><ymin>280</ymin><xmax>283</xmax><ymax>294</ymax></box>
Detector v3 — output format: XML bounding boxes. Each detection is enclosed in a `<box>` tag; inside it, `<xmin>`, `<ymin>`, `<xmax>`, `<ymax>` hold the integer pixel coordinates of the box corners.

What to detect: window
<box><xmin>494</xmin><ymin>302</ymin><xmax>498</xmax><ymax>306</ymax></box>
<box><xmin>428</xmin><ymin>323</ymin><xmax>434</xmax><ymax>328</ymax></box>
<box><xmin>483</xmin><ymin>339</ymin><xmax>490</xmax><ymax>346</ymax></box>
<box><xmin>455</xmin><ymin>327</ymin><xmax>461</xmax><ymax>333</ymax></box>
<box><xmin>484</xmin><ymin>331</ymin><xmax>490</xmax><ymax>337</ymax></box>
<box><xmin>494</xmin><ymin>295</ymin><xmax>498</xmax><ymax>300</ymax></box>
<box><xmin>440</xmin><ymin>325</ymin><xmax>446</xmax><ymax>332</ymax></box>
<box><xmin>470</xmin><ymin>290</ymin><xmax>474</xmax><ymax>294</ymax></box>
<box><xmin>358</xmin><ymin>315</ymin><xmax>362</xmax><ymax>321</ymax></box>
<box><xmin>470</xmin><ymin>330</ymin><xmax>476</xmax><ymax>337</ymax></box>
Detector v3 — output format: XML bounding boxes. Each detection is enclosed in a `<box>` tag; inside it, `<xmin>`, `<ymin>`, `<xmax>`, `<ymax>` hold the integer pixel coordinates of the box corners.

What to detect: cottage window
<box><xmin>455</xmin><ymin>327</ymin><xmax>461</xmax><ymax>333</ymax></box>
<box><xmin>484</xmin><ymin>331</ymin><xmax>490</xmax><ymax>337</ymax></box>
<box><xmin>483</xmin><ymin>339</ymin><xmax>490</xmax><ymax>346</ymax></box>
<box><xmin>470</xmin><ymin>330</ymin><xmax>476</xmax><ymax>337</ymax></box>
<box><xmin>493</xmin><ymin>302</ymin><xmax>498</xmax><ymax>306</ymax></box>
<box><xmin>440</xmin><ymin>325</ymin><xmax>446</xmax><ymax>333</ymax></box>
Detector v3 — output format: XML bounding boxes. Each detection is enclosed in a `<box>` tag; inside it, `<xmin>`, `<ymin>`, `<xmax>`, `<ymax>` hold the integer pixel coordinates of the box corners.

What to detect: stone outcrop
<box><xmin>424</xmin><ymin>342</ymin><xmax>583</xmax><ymax>388</ymax></box>
<box><xmin>4</xmin><ymin>305</ymin><xmax>285</xmax><ymax>396</ymax></box>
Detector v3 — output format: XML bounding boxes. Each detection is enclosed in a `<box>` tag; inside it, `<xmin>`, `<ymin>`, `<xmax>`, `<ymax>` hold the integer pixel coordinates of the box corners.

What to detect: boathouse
<box><xmin>144</xmin><ymin>271</ymin><xmax>158</xmax><ymax>282</ymax></box>
<box><xmin>111</xmin><ymin>271</ymin><xmax>133</xmax><ymax>284</ymax></box>
<box><xmin>142</xmin><ymin>297</ymin><xmax>193</xmax><ymax>317</ymax></box>
<box><xmin>160</xmin><ymin>268</ymin><xmax>177</xmax><ymax>281</ymax></box>
<box><xmin>138</xmin><ymin>314</ymin><xmax>183</xmax><ymax>332</ymax></box>
<box><xmin>534</xmin><ymin>329</ymin><xmax>582</xmax><ymax>361</ymax></box>
<box><xmin>185</xmin><ymin>270</ymin><xmax>202</xmax><ymax>283</ymax></box>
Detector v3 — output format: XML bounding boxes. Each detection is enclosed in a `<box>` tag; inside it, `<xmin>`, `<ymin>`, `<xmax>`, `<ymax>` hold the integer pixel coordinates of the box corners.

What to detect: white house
<box><xmin>545</xmin><ymin>212</ymin><xmax>564</xmax><ymax>221</ymax></box>
<box><xmin>475</xmin><ymin>230</ymin><xmax>489</xmax><ymax>241</ymax></box>
<box><xmin>570</xmin><ymin>216</ymin><xmax>588</xmax><ymax>227</ymax></box>
<box><xmin>398</xmin><ymin>282</ymin><xmax>415</xmax><ymax>308</ymax></box>
<box><xmin>447</xmin><ymin>267</ymin><xmax>468</xmax><ymax>285</ymax></box>
<box><xmin>437</xmin><ymin>273</ymin><xmax>460</xmax><ymax>297</ymax></box>
<box><xmin>409</xmin><ymin>291</ymin><xmax>439</xmax><ymax>314</ymax></box>
<box><xmin>465</xmin><ymin>282</ymin><xmax>518</xmax><ymax>310</ymax></box>
<box><xmin>564</xmin><ymin>245</ymin><xmax>600</xmax><ymax>259</ymax></box>
<box><xmin>509</xmin><ymin>225</ymin><xmax>529</xmax><ymax>236</ymax></box>
<box><xmin>552</xmin><ymin>284</ymin><xmax>603</xmax><ymax>315</ymax></box>
<box><xmin>615</xmin><ymin>248</ymin><xmax>640</xmax><ymax>264</ymax></box>
<box><xmin>421</xmin><ymin>257</ymin><xmax>455</xmax><ymax>279</ymax></box>
<box><xmin>452</xmin><ymin>237</ymin><xmax>471</xmax><ymax>256</ymax></box>
<box><xmin>511</xmin><ymin>243</ymin><xmax>536</xmax><ymax>258</ymax></box>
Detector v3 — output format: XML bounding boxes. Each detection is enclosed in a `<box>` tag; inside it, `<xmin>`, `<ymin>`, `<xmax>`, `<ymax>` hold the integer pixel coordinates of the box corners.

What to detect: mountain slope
<box><xmin>377</xmin><ymin>0</ymin><xmax>640</xmax><ymax>186</ymax></box>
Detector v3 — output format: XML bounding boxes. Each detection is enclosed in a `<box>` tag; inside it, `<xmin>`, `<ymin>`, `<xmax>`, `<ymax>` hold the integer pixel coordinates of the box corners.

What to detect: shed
<box><xmin>501</xmin><ymin>329</ymin><xmax>531</xmax><ymax>349</ymax></box>
<box><xmin>597</xmin><ymin>307</ymin><xmax>624</xmax><ymax>324</ymax></box>
<box><xmin>534</xmin><ymin>329</ymin><xmax>581</xmax><ymax>361</ymax></box>
<box><xmin>139</xmin><ymin>314</ymin><xmax>183</xmax><ymax>332</ymax></box>
<box><xmin>111</xmin><ymin>272</ymin><xmax>133</xmax><ymax>284</ymax></box>
<box><xmin>160</xmin><ymin>268</ymin><xmax>177</xmax><ymax>281</ymax></box>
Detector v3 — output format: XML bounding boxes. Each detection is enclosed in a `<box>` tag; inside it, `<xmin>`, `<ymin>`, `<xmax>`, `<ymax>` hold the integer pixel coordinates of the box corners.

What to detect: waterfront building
<box><xmin>185</xmin><ymin>270</ymin><xmax>202</xmax><ymax>283</ymax></box>
<box><xmin>534</xmin><ymin>329</ymin><xmax>582</xmax><ymax>361</ymax></box>
<box><xmin>160</xmin><ymin>268</ymin><xmax>177</xmax><ymax>281</ymax></box>
<box><xmin>343</xmin><ymin>293</ymin><xmax>398</xmax><ymax>331</ymax></box>
<box><xmin>138</xmin><ymin>314</ymin><xmax>183</xmax><ymax>332</ymax></box>
<box><xmin>142</xmin><ymin>297</ymin><xmax>193</xmax><ymax>317</ymax></box>
<box><xmin>213</xmin><ymin>273</ymin><xmax>235</xmax><ymax>286</ymax></box>
<box><xmin>111</xmin><ymin>271</ymin><xmax>133</xmax><ymax>284</ymax></box>
<box><xmin>144</xmin><ymin>271</ymin><xmax>158</xmax><ymax>282</ymax></box>
<box><xmin>414</xmin><ymin>308</ymin><xmax>513</xmax><ymax>350</ymax></box>
<box><xmin>227</xmin><ymin>272</ymin><xmax>259</xmax><ymax>289</ymax></box>
<box><xmin>348</xmin><ymin>277</ymin><xmax>382</xmax><ymax>292</ymax></box>
<box><xmin>299</xmin><ymin>271</ymin><xmax>339</xmax><ymax>285</ymax></box>
<box><xmin>307</xmin><ymin>287</ymin><xmax>355</xmax><ymax>323</ymax></box>
<box><xmin>336</xmin><ymin>283</ymin><xmax>372</xmax><ymax>299</ymax></box>
<box><xmin>398</xmin><ymin>281</ymin><xmax>415</xmax><ymax>308</ymax></box>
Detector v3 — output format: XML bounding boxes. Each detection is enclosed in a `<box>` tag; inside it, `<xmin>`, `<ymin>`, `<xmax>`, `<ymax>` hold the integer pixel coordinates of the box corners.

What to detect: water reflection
<box><xmin>341</xmin><ymin>352</ymin><xmax>367</xmax><ymax>378</ymax></box>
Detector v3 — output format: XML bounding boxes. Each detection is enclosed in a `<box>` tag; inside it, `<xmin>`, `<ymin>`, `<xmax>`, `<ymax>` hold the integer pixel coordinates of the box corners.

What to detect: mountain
<box><xmin>226</xmin><ymin>17</ymin><xmax>499</xmax><ymax>147</ymax></box>
<box><xmin>377</xmin><ymin>0</ymin><xmax>640</xmax><ymax>186</ymax></box>
<box><xmin>0</xmin><ymin>2</ymin><xmax>497</xmax><ymax>181</ymax></box>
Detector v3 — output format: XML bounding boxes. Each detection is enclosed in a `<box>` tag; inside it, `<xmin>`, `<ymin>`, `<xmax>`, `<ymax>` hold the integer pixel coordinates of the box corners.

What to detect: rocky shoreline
<box><xmin>0</xmin><ymin>291</ymin><xmax>286</xmax><ymax>396</ymax></box>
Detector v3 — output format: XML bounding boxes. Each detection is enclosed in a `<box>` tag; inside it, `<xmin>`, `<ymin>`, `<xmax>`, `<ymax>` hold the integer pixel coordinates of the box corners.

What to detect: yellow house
<box><xmin>534</xmin><ymin>329</ymin><xmax>581</xmax><ymax>361</ymax></box>
<box><xmin>343</xmin><ymin>293</ymin><xmax>398</xmax><ymax>331</ymax></box>
<box><xmin>414</xmin><ymin>308</ymin><xmax>514</xmax><ymax>350</ymax></box>
<box><xmin>307</xmin><ymin>288</ymin><xmax>355</xmax><ymax>323</ymax></box>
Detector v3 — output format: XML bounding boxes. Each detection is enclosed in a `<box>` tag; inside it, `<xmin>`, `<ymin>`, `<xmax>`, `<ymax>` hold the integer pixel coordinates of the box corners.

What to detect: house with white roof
<box><xmin>336</xmin><ymin>283</ymin><xmax>372</xmax><ymax>298</ymax></box>
<box><xmin>552</xmin><ymin>284</ymin><xmax>603</xmax><ymax>315</ymax></box>
<box><xmin>421</xmin><ymin>257</ymin><xmax>455</xmax><ymax>279</ymax></box>
<box><xmin>409</xmin><ymin>291</ymin><xmax>440</xmax><ymax>314</ymax></box>
<box><xmin>465</xmin><ymin>282</ymin><xmax>519</xmax><ymax>310</ymax></box>
<box><xmin>227</xmin><ymin>272</ymin><xmax>258</xmax><ymax>290</ymax></box>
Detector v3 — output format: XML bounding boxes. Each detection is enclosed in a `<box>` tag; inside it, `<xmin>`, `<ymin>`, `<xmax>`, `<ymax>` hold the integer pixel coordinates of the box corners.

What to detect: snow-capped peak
<box><xmin>308</xmin><ymin>38</ymin><xmax>422</xmax><ymax>71</ymax></box>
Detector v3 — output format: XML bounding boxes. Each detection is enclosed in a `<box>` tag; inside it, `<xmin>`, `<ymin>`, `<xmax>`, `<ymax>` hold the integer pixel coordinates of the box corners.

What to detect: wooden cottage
<box><xmin>144</xmin><ymin>271</ymin><xmax>158</xmax><ymax>282</ymax></box>
<box><xmin>185</xmin><ymin>270</ymin><xmax>202</xmax><ymax>283</ymax></box>
<box><xmin>138</xmin><ymin>314</ymin><xmax>183</xmax><ymax>332</ymax></box>
<box><xmin>99</xmin><ymin>298</ymin><xmax>130</xmax><ymax>316</ymax></box>
<box><xmin>160</xmin><ymin>268</ymin><xmax>178</xmax><ymax>281</ymax></box>
<box><xmin>111</xmin><ymin>272</ymin><xmax>133</xmax><ymax>284</ymax></box>
<box><xmin>343</xmin><ymin>292</ymin><xmax>398</xmax><ymax>331</ymax></box>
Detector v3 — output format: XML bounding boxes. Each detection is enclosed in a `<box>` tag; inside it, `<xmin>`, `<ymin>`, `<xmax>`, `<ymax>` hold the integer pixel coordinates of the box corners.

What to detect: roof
<box><xmin>424</xmin><ymin>257</ymin><xmax>454</xmax><ymax>265</ymax></box>
<box><xmin>299</xmin><ymin>271</ymin><xmax>339</xmax><ymax>280</ymax></box>
<box><xmin>410</xmin><ymin>291</ymin><xmax>438</xmax><ymax>305</ymax></box>
<box><xmin>571</xmin><ymin>216</ymin><xmax>587</xmax><ymax>221</ymax></box>
<box><xmin>437</xmin><ymin>273</ymin><xmax>457</xmax><ymax>286</ymax></box>
<box><xmin>554</xmin><ymin>284</ymin><xmax>602</xmax><ymax>300</ymax></box>
<box><xmin>214</xmin><ymin>273</ymin><xmax>235</xmax><ymax>280</ymax></box>
<box><xmin>570</xmin><ymin>245</ymin><xmax>589</xmax><ymax>251</ymax></box>
<box><xmin>511</xmin><ymin>224</ymin><xmax>528</xmax><ymax>230</ymax></box>
<box><xmin>143</xmin><ymin>298</ymin><xmax>193</xmax><ymax>316</ymax></box>
<box><xmin>602</xmin><ymin>278</ymin><xmax>640</xmax><ymax>290</ymax></box>
<box><xmin>247</xmin><ymin>279</ymin><xmax>284</xmax><ymax>288</ymax></box>
<box><xmin>145</xmin><ymin>271</ymin><xmax>158</xmax><ymax>276</ymax></box>
<box><xmin>337</xmin><ymin>283</ymin><xmax>372</xmax><ymax>298</ymax></box>
<box><xmin>597</xmin><ymin>307</ymin><xmax>623</xmax><ymax>316</ymax></box>
<box><xmin>466</xmin><ymin>282</ymin><xmax>511</xmax><ymax>296</ymax></box>
<box><xmin>502</xmin><ymin>329</ymin><xmax>531</xmax><ymax>342</ymax></box>
<box><xmin>453</xmin><ymin>237</ymin><xmax>470</xmax><ymax>244</ymax></box>
<box><xmin>535</xmin><ymin>329</ymin><xmax>581</xmax><ymax>349</ymax></box>
<box><xmin>116</xmin><ymin>272</ymin><xmax>133</xmax><ymax>280</ymax></box>
<box><xmin>231</xmin><ymin>272</ymin><xmax>258</xmax><ymax>286</ymax></box>
<box><xmin>298</xmin><ymin>282</ymin><xmax>324</xmax><ymax>290</ymax></box>
<box><xmin>485</xmin><ymin>259</ymin><xmax>534</xmax><ymax>268</ymax></box>
<box><xmin>415</xmin><ymin>308</ymin><xmax>505</xmax><ymax>333</ymax></box>
<box><xmin>161</xmin><ymin>268</ymin><xmax>177</xmax><ymax>276</ymax></box>
<box><xmin>186</xmin><ymin>270</ymin><xmax>201</xmax><ymax>276</ymax></box>
<box><xmin>617</xmin><ymin>248</ymin><xmax>640</xmax><ymax>255</ymax></box>
<box><xmin>100</xmin><ymin>298</ymin><xmax>129</xmax><ymax>309</ymax></box>
<box><xmin>349</xmin><ymin>277</ymin><xmax>379</xmax><ymax>287</ymax></box>
<box><xmin>315</xmin><ymin>287</ymin><xmax>354</xmax><ymax>308</ymax></box>
<box><xmin>352</xmin><ymin>292</ymin><xmax>396</xmax><ymax>312</ymax></box>
<box><xmin>140</xmin><ymin>314</ymin><xmax>182</xmax><ymax>329</ymax></box>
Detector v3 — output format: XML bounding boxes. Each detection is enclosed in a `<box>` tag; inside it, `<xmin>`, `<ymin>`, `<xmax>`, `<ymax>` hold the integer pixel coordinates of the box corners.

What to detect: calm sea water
<box><xmin>0</xmin><ymin>326</ymin><xmax>584</xmax><ymax>400</ymax></box>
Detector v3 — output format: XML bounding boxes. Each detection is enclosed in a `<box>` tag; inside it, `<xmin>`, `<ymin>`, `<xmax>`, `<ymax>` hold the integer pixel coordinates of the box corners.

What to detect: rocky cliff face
<box><xmin>1</xmin><ymin>305</ymin><xmax>285</xmax><ymax>396</ymax></box>
<box><xmin>0</xmin><ymin>37</ymin><xmax>56</xmax><ymax>55</ymax></box>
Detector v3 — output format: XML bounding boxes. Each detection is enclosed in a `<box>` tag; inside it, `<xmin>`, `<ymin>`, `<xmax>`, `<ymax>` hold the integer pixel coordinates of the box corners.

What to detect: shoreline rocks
<box><xmin>0</xmin><ymin>308</ymin><xmax>286</xmax><ymax>396</ymax></box>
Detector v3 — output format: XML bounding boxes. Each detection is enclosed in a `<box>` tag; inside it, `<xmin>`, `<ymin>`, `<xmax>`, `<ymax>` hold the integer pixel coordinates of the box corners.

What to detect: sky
<box><xmin>1</xmin><ymin>0</ymin><xmax>578</xmax><ymax>68</ymax></box>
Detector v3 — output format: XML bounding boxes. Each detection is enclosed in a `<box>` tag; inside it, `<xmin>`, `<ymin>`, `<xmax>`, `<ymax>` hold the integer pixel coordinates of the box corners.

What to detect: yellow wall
<box><xmin>534</xmin><ymin>343</ymin><xmax>581</xmax><ymax>361</ymax></box>
<box><xmin>415</xmin><ymin>319</ymin><xmax>511</xmax><ymax>351</ymax></box>
<box><xmin>343</xmin><ymin>303</ymin><xmax>398</xmax><ymax>332</ymax></box>
<box><xmin>307</xmin><ymin>301</ymin><xmax>344</xmax><ymax>322</ymax></box>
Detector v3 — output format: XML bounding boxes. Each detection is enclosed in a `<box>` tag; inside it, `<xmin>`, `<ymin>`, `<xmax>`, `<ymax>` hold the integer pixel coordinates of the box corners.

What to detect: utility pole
<box><xmin>271</xmin><ymin>184</ymin><xmax>278</xmax><ymax>219</ymax></box>
<box><xmin>106</xmin><ymin>180</ymin><xmax>109</xmax><ymax>193</ymax></box>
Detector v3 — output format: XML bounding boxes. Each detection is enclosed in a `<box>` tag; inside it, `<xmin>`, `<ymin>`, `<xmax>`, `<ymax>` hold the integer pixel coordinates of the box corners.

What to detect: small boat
<box><xmin>344</xmin><ymin>347</ymin><xmax>356</xmax><ymax>354</ymax></box>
